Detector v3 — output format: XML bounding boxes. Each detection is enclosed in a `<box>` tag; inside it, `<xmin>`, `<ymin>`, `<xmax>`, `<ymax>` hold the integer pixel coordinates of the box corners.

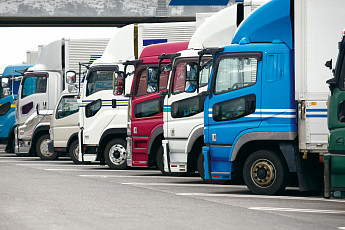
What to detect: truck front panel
<box><xmin>130</xmin><ymin>63</ymin><xmax>168</xmax><ymax>167</ymax></box>
<box><xmin>204</xmin><ymin>43</ymin><xmax>296</xmax><ymax>180</ymax></box>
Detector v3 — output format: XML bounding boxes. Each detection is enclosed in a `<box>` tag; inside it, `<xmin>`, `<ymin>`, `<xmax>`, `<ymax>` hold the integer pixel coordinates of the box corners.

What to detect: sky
<box><xmin>0</xmin><ymin>27</ymin><xmax>117</xmax><ymax>73</ymax></box>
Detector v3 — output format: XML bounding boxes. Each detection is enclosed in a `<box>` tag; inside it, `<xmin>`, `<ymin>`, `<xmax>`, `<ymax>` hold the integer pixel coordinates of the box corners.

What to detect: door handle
<box><xmin>112</xmin><ymin>99</ymin><xmax>116</xmax><ymax>108</ymax></box>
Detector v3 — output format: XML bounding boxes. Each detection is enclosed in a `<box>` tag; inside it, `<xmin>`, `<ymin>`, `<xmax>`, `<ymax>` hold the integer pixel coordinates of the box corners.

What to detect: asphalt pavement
<box><xmin>0</xmin><ymin>150</ymin><xmax>344</xmax><ymax>230</ymax></box>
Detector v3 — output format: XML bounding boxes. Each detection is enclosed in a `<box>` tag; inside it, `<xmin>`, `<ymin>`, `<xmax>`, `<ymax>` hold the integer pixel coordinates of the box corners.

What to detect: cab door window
<box><xmin>22</xmin><ymin>75</ymin><xmax>47</xmax><ymax>98</ymax></box>
<box><xmin>56</xmin><ymin>96</ymin><xmax>79</xmax><ymax>119</ymax></box>
<box><xmin>86</xmin><ymin>70</ymin><xmax>114</xmax><ymax>96</ymax></box>
<box><xmin>214</xmin><ymin>57</ymin><xmax>258</xmax><ymax>94</ymax></box>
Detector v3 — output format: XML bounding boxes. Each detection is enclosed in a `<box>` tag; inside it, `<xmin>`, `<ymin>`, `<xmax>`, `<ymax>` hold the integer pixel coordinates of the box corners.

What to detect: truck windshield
<box><xmin>56</xmin><ymin>95</ymin><xmax>79</xmax><ymax>119</ymax></box>
<box><xmin>86</xmin><ymin>70</ymin><xmax>113</xmax><ymax>96</ymax></box>
<box><xmin>21</xmin><ymin>75</ymin><xmax>47</xmax><ymax>99</ymax></box>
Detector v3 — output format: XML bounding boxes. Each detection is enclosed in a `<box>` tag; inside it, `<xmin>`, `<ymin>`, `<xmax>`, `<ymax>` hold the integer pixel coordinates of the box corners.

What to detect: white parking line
<box><xmin>122</xmin><ymin>182</ymin><xmax>246</xmax><ymax>188</ymax></box>
<box><xmin>45</xmin><ymin>168</ymin><xmax>161</xmax><ymax>173</ymax></box>
<box><xmin>249</xmin><ymin>207</ymin><xmax>345</xmax><ymax>214</ymax></box>
<box><xmin>338</xmin><ymin>227</ymin><xmax>345</xmax><ymax>230</ymax></box>
<box><xmin>0</xmin><ymin>161</ymin><xmax>37</xmax><ymax>163</ymax></box>
<box><xmin>0</xmin><ymin>157</ymin><xmax>38</xmax><ymax>159</ymax></box>
<box><xmin>16</xmin><ymin>163</ymin><xmax>108</xmax><ymax>167</ymax></box>
<box><xmin>79</xmin><ymin>175</ymin><xmax>202</xmax><ymax>180</ymax></box>
<box><xmin>176</xmin><ymin>193</ymin><xmax>345</xmax><ymax>203</ymax></box>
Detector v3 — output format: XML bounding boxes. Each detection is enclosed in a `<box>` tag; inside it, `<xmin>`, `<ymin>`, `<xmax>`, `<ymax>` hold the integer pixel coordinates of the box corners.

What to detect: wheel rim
<box><xmin>73</xmin><ymin>144</ymin><xmax>79</xmax><ymax>161</ymax></box>
<box><xmin>108</xmin><ymin>144</ymin><xmax>126</xmax><ymax>165</ymax></box>
<box><xmin>40</xmin><ymin>139</ymin><xmax>54</xmax><ymax>157</ymax></box>
<box><xmin>250</xmin><ymin>158</ymin><xmax>276</xmax><ymax>188</ymax></box>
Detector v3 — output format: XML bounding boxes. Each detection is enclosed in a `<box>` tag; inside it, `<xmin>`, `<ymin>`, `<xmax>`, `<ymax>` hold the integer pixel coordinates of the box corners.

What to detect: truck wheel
<box><xmin>6</xmin><ymin>135</ymin><xmax>15</xmax><ymax>153</ymax></box>
<box><xmin>243</xmin><ymin>150</ymin><xmax>288</xmax><ymax>195</ymax></box>
<box><xmin>69</xmin><ymin>140</ymin><xmax>84</xmax><ymax>164</ymax></box>
<box><xmin>36</xmin><ymin>134</ymin><xmax>59</xmax><ymax>160</ymax></box>
<box><xmin>104</xmin><ymin>138</ymin><xmax>127</xmax><ymax>170</ymax></box>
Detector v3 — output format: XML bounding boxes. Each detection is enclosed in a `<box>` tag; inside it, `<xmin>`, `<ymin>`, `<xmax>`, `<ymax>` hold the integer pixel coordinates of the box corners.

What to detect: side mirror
<box><xmin>164</xmin><ymin>63</ymin><xmax>172</xmax><ymax>72</ymax></box>
<box><xmin>2</xmin><ymin>88</ymin><xmax>10</xmax><ymax>97</ymax></box>
<box><xmin>113</xmin><ymin>71</ymin><xmax>124</xmax><ymax>96</ymax></box>
<box><xmin>147</xmin><ymin>67</ymin><xmax>159</xmax><ymax>93</ymax></box>
<box><xmin>68</xmin><ymin>84</ymin><xmax>77</xmax><ymax>93</ymax></box>
<box><xmin>66</xmin><ymin>71</ymin><xmax>77</xmax><ymax>84</ymax></box>
<box><xmin>325</xmin><ymin>59</ymin><xmax>333</xmax><ymax>70</ymax></box>
<box><xmin>184</xmin><ymin>63</ymin><xmax>198</xmax><ymax>93</ymax></box>
<box><xmin>1</xmin><ymin>78</ymin><xmax>9</xmax><ymax>87</ymax></box>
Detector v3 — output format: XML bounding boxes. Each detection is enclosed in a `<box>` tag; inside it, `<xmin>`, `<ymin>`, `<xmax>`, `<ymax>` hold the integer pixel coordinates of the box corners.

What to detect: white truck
<box><xmin>162</xmin><ymin>0</ymin><xmax>269</xmax><ymax>177</ymax></box>
<box><xmin>79</xmin><ymin>22</ymin><xmax>196</xmax><ymax>169</ymax></box>
<box><xmin>15</xmin><ymin>38</ymin><xmax>108</xmax><ymax>159</ymax></box>
<box><xmin>48</xmin><ymin>91</ymin><xmax>80</xmax><ymax>163</ymax></box>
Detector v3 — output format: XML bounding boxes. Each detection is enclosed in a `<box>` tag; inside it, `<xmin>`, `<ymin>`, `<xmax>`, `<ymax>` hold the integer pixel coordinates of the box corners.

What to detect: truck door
<box><xmin>17</xmin><ymin>72</ymin><xmax>49</xmax><ymax>126</ymax></box>
<box><xmin>81</xmin><ymin>66</ymin><xmax>119</xmax><ymax>145</ymax></box>
<box><xmin>53</xmin><ymin>95</ymin><xmax>79</xmax><ymax>147</ymax></box>
<box><xmin>205</xmin><ymin>52</ymin><xmax>262</xmax><ymax>174</ymax></box>
<box><xmin>165</xmin><ymin>57</ymin><xmax>210</xmax><ymax>158</ymax></box>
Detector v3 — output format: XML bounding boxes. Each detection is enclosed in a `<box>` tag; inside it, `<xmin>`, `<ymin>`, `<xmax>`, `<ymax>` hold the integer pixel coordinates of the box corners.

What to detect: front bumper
<box><xmin>15</xmin><ymin>139</ymin><xmax>31</xmax><ymax>154</ymax></box>
<box><xmin>162</xmin><ymin>140</ymin><xmax>187</xmax><ymax>173</ymax></box>
<box><xmin>126</xmin><ymin>137</ymin><xmax>133</xmax><ymax>167</ymax></box>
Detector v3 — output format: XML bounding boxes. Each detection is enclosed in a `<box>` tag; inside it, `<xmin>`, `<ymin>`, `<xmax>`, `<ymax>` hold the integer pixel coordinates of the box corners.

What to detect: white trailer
<box><xmin>294</xmin><ymin>0</ymin><xmax>345</xmax><ymax>154</ymax></box>
<box><xmin>15</xmin><ymin>38</ymin><xmax>108</xmax><ymax>159</ymax></box>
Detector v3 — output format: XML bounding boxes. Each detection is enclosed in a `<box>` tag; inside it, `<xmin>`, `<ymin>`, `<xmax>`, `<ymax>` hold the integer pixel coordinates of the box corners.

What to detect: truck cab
<box><xmin>0</xmin><ymin>64</ymin><xmax>32</xmax><ymax>153</ymax></box>
<box><xmin>49</xmin><ymin>91</ymin><xmax>80</xmax><ymax>163</ymax></box>
<box><xmin>326</xmin><ymin>31</ymin><xmax>345</xmax><ymax>197</ymax></box>
<box><xmin>203</xmin><ymin>0</ymin><xmax>343</xmax><ymax>195</ymax></box>
<box><xmin>79</xmin><ymin>24</ymin><xmax>135</xmax><ymax>169</ymax></box>
<box><xmin>126</xmin><ymin>42</ymin><xmax>188</xmax><ymax>170</ymax></box>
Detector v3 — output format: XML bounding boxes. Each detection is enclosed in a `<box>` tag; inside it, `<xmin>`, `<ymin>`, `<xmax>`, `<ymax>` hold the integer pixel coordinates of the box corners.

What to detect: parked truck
<box><xmin>125</xmin><ymin>41</ymin><xmax>189</xmax><ymax>170</ymax></box>
<box><xmin>79</xmin><ymin>22</ymin><xmax>196</xmax><ymax>169</ymax></box>
<box><xmin>15</xmin><ymin>38</ymin><xmax>108</xmax><ymax>159</ymax></box>
<box><xmin>161</xmin><ymin>0</ymin><xmax>267</xmax><ymax>177</ymax></box>
<box><xmin>325</xmin><ymin>30</ymin><xmax>345</xmax><ymax>198</ymax></box>
<box><xmin>0</xmin><ymin>64</ymin><xmax>33</xmax><ymax>153</ymax></box>
<box><xmin>202</xmin><ymin>0</ymin><xmax>344</xmax><ymax>195</ymax></box>
<box><xmin>48</xmin><ymin>90</ymin><xmax>80</xmax><ymax>162</ymax></box>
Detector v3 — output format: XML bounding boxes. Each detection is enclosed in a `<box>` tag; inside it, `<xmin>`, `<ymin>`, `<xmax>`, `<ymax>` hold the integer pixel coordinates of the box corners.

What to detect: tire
<box><xmin>156</xmin><ymin>145</ymin><xmax>168</xmax><ymax>174</ymax></box>
<box><xmin>197</xmin><ymin>152</ymin><xmax>205</xmax><ymax>180</ymax></box>
<box><xmin>6</xmin><ymin>135</ymin><xmax>15</xmax><ymax>153</ymax></box>
<box><xmin>69</xmin><ymin>140</ymin><xmax>84</xmax><ymax>164</ymax></box>
<box><xmin>156</xmin><ymin>145</ymin><xmax>185</xmax><ymax>176</ymax></box>
<box><xmin>104</xmin><ymin>138</ymin><xmax>127</xmax><ymax>170</ymax></box>
<box><xmin>243</xmin><ymin>150</ymin><xmax>288</xmax><ymax>195</ymax></box>
<box><xmin>36</xmin><ymin>134</ymin><xmax>59</xmax><ymax>160</ymax></box>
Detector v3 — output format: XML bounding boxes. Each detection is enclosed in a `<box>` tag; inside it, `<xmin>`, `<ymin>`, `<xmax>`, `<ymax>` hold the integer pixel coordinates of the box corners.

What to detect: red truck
<box><xmin>126</xmin><ymin>41</ymin><xmax>189</xmax><ymax>170</ymax></box>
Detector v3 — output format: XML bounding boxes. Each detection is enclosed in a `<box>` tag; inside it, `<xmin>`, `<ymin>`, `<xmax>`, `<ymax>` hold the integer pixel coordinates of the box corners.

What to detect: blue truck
<box><xmin>201</xmin><ymin>0</ymin><xmax>345</xmax><ymax>195</ymax></box>
<box><xmin>0</xmin><ymin>64</ymin><xmax>32</xmax><ymax>153</ymax></box>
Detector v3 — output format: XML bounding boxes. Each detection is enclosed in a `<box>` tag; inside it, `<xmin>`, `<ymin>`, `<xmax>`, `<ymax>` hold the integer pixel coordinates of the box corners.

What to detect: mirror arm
<box><xmin>36</xmin><ymin>104</ymin><xmax>39</xmax><ymax>115</ymax></box>
<box><xmin>197</xmin><ymin>55</ymin><xmax>203</xmax><ymax>94</ymax></box>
